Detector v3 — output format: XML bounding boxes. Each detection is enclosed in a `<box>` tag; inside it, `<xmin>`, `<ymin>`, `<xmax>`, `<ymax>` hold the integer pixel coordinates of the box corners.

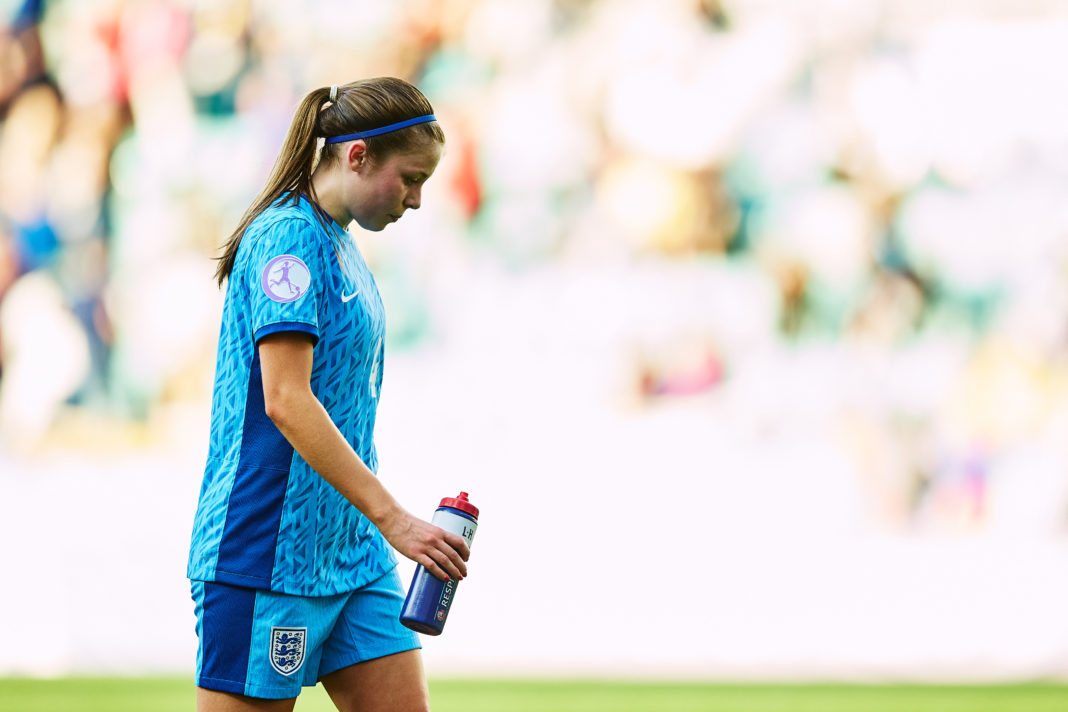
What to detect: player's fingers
<box><xmin>440</xmin><ymin>536</ymin><xmax>468</xmax><ymax>578</ymax></box>
<box><xmin>444</xmin><ymin>531</ymin><xmax>471</xmax><ymax>561</ymax></box>
<box><xmin>426</xmin><ymin>544</ymin><xmax>465</xmax><ymax>582</ymax></box>
<box><xmin>417</xmin><ymin>553</ymin><xmax>450</xmax><ymax>583</ymax></box>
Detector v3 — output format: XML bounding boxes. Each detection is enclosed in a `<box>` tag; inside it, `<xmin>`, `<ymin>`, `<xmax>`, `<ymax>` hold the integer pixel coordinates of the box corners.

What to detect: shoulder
<box><xmin>249</xmin><ymin>200</ymin><xmax>322</xmax><ymax>244</ymax></box>
<box><xmin>239</xmin><ymin>200</ymin><xmax>327</xmax><ymax>264</ymax></box>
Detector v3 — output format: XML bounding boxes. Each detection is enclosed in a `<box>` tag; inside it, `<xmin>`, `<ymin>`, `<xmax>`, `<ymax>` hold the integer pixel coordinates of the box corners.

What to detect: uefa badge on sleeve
<box><xmin>269</xmin><ymin>626</ymin><xmax>307</xmax><ymax>676</ymax></box>
<box><xmin>262</xmin><ymin>255</ymin><xmax>312</xmax><ymax>303</ymax></box>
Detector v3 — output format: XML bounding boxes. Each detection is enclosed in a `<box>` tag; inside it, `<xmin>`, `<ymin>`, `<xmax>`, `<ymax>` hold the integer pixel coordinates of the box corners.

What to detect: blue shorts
<box><xmin>191</xmin><ymin>567</ymin><xmax>421</xmax><ymax>699</ymax></box>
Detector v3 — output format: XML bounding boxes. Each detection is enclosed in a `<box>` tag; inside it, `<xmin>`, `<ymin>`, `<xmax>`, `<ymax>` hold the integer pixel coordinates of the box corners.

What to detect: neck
<box><xmin>310</xmin><ymin>168</ymin><xmax>352</xmax><ymax>228</ymax></box>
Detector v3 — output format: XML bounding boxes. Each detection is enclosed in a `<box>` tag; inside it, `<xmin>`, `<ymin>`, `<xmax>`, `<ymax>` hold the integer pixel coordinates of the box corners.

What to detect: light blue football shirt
<box><xmin>188</xmin><ymin>194</ymin><xmax>395</xmax><ymax>596</ymax></box>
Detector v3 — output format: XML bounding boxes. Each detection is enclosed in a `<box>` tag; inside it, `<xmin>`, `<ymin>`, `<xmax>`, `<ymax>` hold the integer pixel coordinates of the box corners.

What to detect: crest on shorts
<box><xmin>269</xmin><ymin>626</ymin><xmax>307</xmax><ymax>676</ymax></box>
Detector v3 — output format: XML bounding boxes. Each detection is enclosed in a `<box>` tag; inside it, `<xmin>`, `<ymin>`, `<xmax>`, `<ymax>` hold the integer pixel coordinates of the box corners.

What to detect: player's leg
<box><xmin>321</xmin><ymin>649</ymin><xmax>430</xmax><ymax>712</ymax></box>
<box><xmin>316</xmin><ymin>567</ymin><xmax>426</xmax><ymax>712</ymax></box>
<box><xmin>196</xmin><ymin>688</ymin><xmax>297</xmax><ymax>712</ymax></box>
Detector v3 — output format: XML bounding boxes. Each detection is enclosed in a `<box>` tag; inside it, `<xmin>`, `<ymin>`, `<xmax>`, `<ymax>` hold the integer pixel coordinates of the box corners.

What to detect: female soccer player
<box><xmin>187</xmin><ymin>77</ymin><xmax>469</xmax><ymax>712</ymax></box>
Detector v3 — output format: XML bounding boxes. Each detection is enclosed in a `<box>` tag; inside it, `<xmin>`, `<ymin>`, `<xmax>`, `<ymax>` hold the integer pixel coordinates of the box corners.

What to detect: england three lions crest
<box><xmin>269</xmin><ymin>626</ymin><xmax>307</xmax><ymax>676</ymax></box>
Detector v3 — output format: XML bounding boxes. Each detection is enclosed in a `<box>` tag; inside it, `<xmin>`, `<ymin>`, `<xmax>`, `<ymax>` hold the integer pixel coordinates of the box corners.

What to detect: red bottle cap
<box><xmin>439</xmin><ymin>491</ymin><xmax>479</xmax><ymax>519</ymax></box>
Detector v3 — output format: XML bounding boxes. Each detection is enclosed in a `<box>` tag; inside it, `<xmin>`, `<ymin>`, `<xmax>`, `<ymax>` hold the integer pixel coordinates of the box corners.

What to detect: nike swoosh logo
<box><xmin>341</xmin><ymin>291</ymin><xmax>359</xmax><ymax>303</ymax></box>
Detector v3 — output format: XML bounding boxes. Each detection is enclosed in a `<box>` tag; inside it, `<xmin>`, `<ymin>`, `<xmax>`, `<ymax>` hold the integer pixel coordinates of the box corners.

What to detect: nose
<box><xmin>404</xmin><ymin>185</ymin><xmax>421</xmax><ymax>210</ymax></box>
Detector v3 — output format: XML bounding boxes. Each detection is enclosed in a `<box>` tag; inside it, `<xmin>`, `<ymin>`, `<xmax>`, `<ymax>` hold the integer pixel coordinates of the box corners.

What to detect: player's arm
<box><xmin>257</xmin><ymin>331</ymin><xmax>469</xmax><ymax>582</ymax></box>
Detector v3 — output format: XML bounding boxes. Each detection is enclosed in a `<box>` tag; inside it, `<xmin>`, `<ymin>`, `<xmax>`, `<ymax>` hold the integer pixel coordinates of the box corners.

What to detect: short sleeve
<box><xmin>242</xmin><ymin>217</ymin><xmax>326</xmax><ymax>345</ymax></box>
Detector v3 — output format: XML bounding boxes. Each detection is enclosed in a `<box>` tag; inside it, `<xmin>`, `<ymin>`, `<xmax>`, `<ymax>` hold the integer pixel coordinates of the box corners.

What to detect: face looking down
<box><xmin>345</xmin><ymin>140</ymin><xmax>443</xmax><ymax>232</ymax></box>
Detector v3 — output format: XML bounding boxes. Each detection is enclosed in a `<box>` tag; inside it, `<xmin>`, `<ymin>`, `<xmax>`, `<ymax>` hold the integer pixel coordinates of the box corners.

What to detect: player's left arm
<box><xmin>257</xmin><ymin>331</ymin><xmax>469</xmax><ymax>582</ymax></box>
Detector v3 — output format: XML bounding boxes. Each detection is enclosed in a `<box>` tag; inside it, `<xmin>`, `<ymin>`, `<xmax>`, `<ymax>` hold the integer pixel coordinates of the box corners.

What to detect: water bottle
<box><xmin>400</xmin><ymin>491</ymin><xmax>478</xmax><ymax>635</ymax></box>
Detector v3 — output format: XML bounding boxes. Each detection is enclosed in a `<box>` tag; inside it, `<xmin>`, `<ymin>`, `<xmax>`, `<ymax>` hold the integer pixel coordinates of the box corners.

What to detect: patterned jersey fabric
<box><xmin>188</xmin><ymin>194</ymin><xmax>395</xmax><ymax>596</ymax></box>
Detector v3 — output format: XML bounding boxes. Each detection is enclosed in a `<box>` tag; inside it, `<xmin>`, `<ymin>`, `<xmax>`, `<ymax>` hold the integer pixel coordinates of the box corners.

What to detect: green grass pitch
<box><xmin>1</xmin><ymin>677</ymin><xmax>1067</xmax><ymax>711</ymax></box>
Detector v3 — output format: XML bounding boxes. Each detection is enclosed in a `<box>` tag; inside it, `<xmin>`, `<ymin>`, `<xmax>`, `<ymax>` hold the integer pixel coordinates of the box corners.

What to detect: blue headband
<box><xmin>324</xmin><ymin>115</ymin><xmax>436</xmax><ymax>144</ymax></box>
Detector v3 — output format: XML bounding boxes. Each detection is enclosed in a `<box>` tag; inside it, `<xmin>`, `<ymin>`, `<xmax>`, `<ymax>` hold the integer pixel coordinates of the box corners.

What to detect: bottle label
<box><xmin>437</xmin><ymin>578</ymin><xmax>455</xmax><ymax>621</ymax></box>
<box><xmin>429</xmin><ymin>509</ymin><xmax>475</xmax><ymax>624</ymax></box>
<box><xmin>431</xmin><ymin>509</ymin><xmax>477</xmax><ymax>547</ymax></box>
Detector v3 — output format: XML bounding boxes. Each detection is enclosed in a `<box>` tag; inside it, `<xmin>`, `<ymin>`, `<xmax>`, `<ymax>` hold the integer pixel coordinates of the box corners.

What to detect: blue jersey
<box><xmin>188</xmin><ymin>194</ymin><xmax>395</xmax><ymax>596</ymax></box>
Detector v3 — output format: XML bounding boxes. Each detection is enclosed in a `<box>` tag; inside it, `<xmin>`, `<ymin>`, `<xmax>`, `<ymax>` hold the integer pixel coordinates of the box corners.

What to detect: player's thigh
<box><xmin>320</xmin><ymin>649</ymin><xmax>430</xmax><ymax>712</ymax></box>
<box><xmin>196</xmin><ymin>687</ymin><xmax>297</xmax><ymax>712</ymax></box>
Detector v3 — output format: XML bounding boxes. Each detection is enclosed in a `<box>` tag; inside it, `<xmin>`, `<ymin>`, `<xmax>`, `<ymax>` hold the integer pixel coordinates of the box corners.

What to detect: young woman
<box><xmin>187</xmin><ymin>77</ymin><xmax>469</xmax><ymax>712</ymax></box>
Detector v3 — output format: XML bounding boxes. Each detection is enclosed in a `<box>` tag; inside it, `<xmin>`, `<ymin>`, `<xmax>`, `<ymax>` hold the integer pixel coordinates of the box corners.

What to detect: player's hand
<box><xmin>378</xmin><ymin>508</ymin><xmax>470</xmax><ymax>582</ymax></box>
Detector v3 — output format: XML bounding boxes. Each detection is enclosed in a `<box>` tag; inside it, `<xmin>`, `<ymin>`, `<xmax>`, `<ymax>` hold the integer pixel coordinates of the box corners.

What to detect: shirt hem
<box><xmin>188</xmin><ymin>558</ymin><xmax>397</xmax><ymax>597</ymax></box>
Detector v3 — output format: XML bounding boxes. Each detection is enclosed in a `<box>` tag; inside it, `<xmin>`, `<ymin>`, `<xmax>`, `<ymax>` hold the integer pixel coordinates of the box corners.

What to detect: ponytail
<box><xmin>213</xmin><ymin>87</ymin><xmax>331</xmax><ymax>286</ymax></box>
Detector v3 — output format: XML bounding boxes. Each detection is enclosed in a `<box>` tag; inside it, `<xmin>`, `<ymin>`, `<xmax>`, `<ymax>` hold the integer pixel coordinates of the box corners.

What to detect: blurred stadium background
<box><xmin>2</xmin><ymin>0</ymin><xmax>1068</xmax><ymax>687</ymax></box>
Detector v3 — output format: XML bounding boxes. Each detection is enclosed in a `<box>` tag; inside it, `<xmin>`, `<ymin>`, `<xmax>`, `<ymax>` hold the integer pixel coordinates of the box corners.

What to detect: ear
<box><xmin>345</xmin><ymin>140</ymin><xmax>368</xmax><ymax>172</ymax></box>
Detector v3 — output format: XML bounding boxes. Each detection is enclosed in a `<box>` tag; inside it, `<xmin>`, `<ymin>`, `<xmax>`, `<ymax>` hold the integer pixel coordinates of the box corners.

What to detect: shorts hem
<box><xmin>243</xmin><ymin>681</ymin><xmax>303</xmax><ymax>700</ymax></box>
<box><xmin>196</xmin><ymin>674</ymin><xmax>301</xmax><ymax>700</ymax></box>
<box><xmin>318</xmin><ymin>638</ymin><xmax>423</xmax><ymax>679</ymax></box>
<box><xmin>196</xmin><ymin>675</ymin><xmax>301</xmax><ymax>700</ymax></box>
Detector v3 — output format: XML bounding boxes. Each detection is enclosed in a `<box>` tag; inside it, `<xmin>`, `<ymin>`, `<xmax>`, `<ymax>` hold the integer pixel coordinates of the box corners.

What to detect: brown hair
<box><xmin>214</xmin><ymin>77</ymin><xmax>444</xmax><ymax>286</ymax></box>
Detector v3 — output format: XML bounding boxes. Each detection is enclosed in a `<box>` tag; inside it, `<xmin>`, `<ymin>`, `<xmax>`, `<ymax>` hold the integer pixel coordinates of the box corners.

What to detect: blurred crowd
<box><xmin>2</xmin><ymin>0</ymin><xmax>1068</xmax><ymax>536</ymax></box>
